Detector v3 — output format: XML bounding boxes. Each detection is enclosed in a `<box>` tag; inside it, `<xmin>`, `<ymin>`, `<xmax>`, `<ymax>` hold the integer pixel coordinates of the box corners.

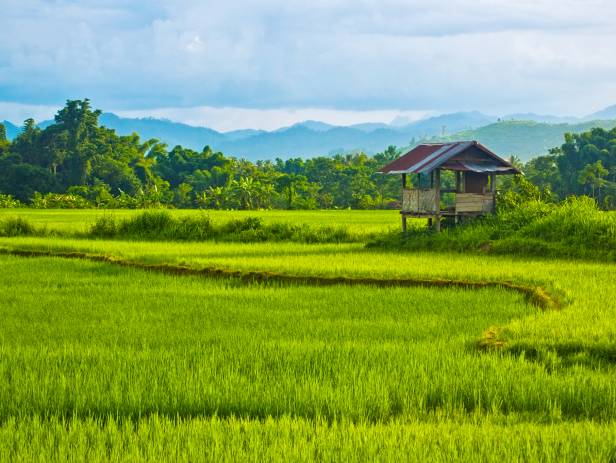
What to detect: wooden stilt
<box><xmin>489</xmin><ymin>172</ymin><xmax>496</xmax><ymax>213</ymax></box>
<box><xmin>434</xmin><ymin>168</ymin><xmax>441</xmax><ymax>232</ymax></box>
<box><xmin>401</xmin><ymin>173</ymin><xmax>408</xmax><ymax>233</ymax></box>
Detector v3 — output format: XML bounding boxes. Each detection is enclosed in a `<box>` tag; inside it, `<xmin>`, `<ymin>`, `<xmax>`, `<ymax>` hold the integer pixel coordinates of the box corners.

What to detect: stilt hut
<box><xmin>379</xmin><ymin>141</ymin><xmax>520</xmax><ymax>232</ymax></box>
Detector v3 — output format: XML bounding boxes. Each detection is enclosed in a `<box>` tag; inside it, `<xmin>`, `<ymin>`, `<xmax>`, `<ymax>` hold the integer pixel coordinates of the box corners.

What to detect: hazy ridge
<box><xmin>3</xmin><ymin>105</ymin><xmax>616</xmax><ymax>161</ymax></box>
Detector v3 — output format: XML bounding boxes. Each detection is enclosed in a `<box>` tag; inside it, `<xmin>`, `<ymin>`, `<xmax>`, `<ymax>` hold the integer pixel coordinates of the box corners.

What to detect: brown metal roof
<box><xmin>379</xmin><ymin>141</ymin><xmax>520</xmax><ymax>175</ymax></box>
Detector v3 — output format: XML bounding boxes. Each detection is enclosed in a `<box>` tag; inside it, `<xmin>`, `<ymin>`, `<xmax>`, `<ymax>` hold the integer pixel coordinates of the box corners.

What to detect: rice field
<box><xmin>0</xmin><ymin>208</ymin><xmax>401</xmax><ymax>235</ymax></box>
<box><xmin>0</xmin><ymin>209</ymin><xmax>615</xmax><ymax>461</ymax></box>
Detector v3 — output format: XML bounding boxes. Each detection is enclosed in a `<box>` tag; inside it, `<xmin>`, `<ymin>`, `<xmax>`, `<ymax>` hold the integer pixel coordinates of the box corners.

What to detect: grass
<box><xmin>1</xmin><ymin>236</ymin><xmax>614</xmax><ymax>365</ymax></box>
<box><xmin>0</xmin><ymin>209</ymin><xmax>615</xmax><ymax>459</ymax></box>
<box><xmin>0</xmin><ymin>246</ymin><xmax>562</xmax><ymax>310</ymax></box>
<box><xmin>0</xmin><ymin>208</ymin><xmax>403</xmax><ymax>236</ymax></box>
<box><xmin>0</xmin><ymin>209</ymin><xmax>414</xmax><ymax>245</ymax></box>
<box><xmin>3</xmin><ymin>199</ymin><xmax>614</xmax><ymax>262</ymax></box>
<box><xmin>2</xmin><ymin>417</ymin><xmax>616</xmax><ymax>462</ymax></box>
<box><xmin>369</xmin><ymin>197</ymin><xmax>616</xmax><ymax>261</ymax></box>
<box><xmin>1</xmin><ymin>255</ymin><xmax>540</xmax><ymax>421</ymax></box>
<box><xmin>1</xmin><ymin>254</ymin><xmax>616</xmax><ymax>459</ymax></box>
<box><xmin>0</xmin><ymin>216</ymin><xmax>39</xmax><ymax>237</ymax></box>
<box><xmin>87</xmin><ymin>211</ymin><xmax>363</xmax><ymax>243</ymax></box>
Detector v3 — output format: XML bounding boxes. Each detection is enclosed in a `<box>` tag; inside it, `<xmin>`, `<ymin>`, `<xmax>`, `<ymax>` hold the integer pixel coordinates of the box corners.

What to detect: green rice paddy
<box><xmin>0</xmin><ymin>209</ymin><xmax>615</xmax><ymax>461</ymax></box>
<box><xmin>0</xmin><ymin>208</ymin><xmax>401</xmax><ymax>235</ymax></box>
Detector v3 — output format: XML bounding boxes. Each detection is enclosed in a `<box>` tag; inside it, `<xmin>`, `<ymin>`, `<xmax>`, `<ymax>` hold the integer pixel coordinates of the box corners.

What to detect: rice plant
<box><xmin>0</xmin><ymin>209</ymin><xmax>615</xmax><ymax>459</ymax></box>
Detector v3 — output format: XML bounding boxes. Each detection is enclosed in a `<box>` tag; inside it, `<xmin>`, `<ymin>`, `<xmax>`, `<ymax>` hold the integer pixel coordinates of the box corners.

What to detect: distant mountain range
<box><xmin>2</xmin><ymin>120</ymin><xmax>21</xmax><ymax>140</ymax></box>
<box><xmin>437</xmin><ymin>119</ymin><xmax>616</xmax><ymax>160</ymax></box>
<box><xmin>586</xmin><ymin>104</ymin><xmax>616</xmax><ymax>120</ymax></box>
<box><xmin>3</xmin><ymin>106</ymin><xmax>616</xmax><ymax>161</ymax></box>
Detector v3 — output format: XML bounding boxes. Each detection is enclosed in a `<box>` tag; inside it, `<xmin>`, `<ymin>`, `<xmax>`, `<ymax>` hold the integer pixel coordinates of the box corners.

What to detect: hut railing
<box><xmin>455</xmin><ymin>192</ymin><xmax>495</xmax><ymax>214</ymax></box>
<box><xmin>402</xmin><ymin>188</ymin><xmax>438</xmax><ymax>213</ymax></box>
<box><xmin>402</xmin><ymin>189</ymin><xmax>496</xmax><ymax>214</ymax></box>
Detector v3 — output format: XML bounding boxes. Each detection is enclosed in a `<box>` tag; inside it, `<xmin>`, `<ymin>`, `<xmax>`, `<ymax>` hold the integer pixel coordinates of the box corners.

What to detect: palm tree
<box><xmin>206</xmin><ymin>186</ymin><xmax>226</xmax><ymax>209</ymax></box>
<box><xmin>235</xmin><ymin>176</ymin><xmax>257</xmax><ymax>209</ymax></box>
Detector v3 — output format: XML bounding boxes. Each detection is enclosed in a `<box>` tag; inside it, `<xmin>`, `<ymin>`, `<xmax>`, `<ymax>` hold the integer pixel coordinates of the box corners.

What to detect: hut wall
<box><xmin>402</xmin><ymin>188</ymin><xmax>438</xmax><ymax>213</ymax></box>
<box><xmin>464</xmin><ymin>172</ymin><xmax>489</xmax><ymax>194</ymax></box>
<box><xmin>455</xmin><ymin>193</ymin><xmax>495</xmax><ymax>214</ymax></box>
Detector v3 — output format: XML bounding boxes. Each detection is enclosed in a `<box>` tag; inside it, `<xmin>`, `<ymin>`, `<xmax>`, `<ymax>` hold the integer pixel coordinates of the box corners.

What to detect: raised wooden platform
<box><xmin>400</xmin><ymin>210</ymin><xmax>484</xmax><ymax>218</ymax></box>
<box><xmin>401</xmin><ymin>189</ymin><xmax>494</xmax><ymax>216</ymax></box>
<box><xmin>400</xmin><ymin>189</ymin><xmax>495</xmax><ymax>232</ymax></box>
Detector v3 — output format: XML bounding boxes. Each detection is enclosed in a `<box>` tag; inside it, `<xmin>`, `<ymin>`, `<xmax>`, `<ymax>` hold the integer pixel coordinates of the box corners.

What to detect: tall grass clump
<box><xmin>491</xmin><ymin>196</ymin><xmax>616</xmax><ymax>259</ymax></box>
<box><xmin>88</xmin><ymin>211</ymin><xmax>359</xmax><ymax>243</ymax></box>
<box><xmin>368</xmin><ymin>196</ymin><xmax>616</xmax><ymax>261</ymax></box>
<box><xmin>90</xmin><ymin>211</ymin><xmax>214</xmax><ymax>241</ymax></box>
<box><xmin>0</xmin><ymin>216</ymin><xmax>39</xmax><ymax>237</ymax></box>
<box><xmin>509</xmin><ymin>196</ymin><xmax>616</xmax><ymax>248</ymax></box>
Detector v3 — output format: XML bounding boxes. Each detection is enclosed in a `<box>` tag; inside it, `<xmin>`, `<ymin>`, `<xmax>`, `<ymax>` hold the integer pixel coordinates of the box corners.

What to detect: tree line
<box><xmin>522</xmin><ymin>128</ymin><xmax>616</xmax><ymax>209</ymax></box>
<box><xmin>0</xmin><ymin>99</ymin><xmax>615</xmax><ymax>209</ymax></box>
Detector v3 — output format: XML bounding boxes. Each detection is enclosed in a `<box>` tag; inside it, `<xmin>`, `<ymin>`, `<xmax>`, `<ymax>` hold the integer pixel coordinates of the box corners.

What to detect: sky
<box><xmin>1</xmin><ymin>0</ymin><xmax>616</xmax><ymax>130</ymax></box>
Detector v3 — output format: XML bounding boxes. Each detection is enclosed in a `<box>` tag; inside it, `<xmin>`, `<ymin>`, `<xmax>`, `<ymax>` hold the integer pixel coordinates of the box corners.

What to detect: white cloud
<box><xmin>0</xmin><ymin>102</ymin><xmax>58</xmax><ymax>125</ymax></box>
<box><xmin>1</xmin><ymin>0</ymin><xmax>616</xmax><ymax>119</ymax></box>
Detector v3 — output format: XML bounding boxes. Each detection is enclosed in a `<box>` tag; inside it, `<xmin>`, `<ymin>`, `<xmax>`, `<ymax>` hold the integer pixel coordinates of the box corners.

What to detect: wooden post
<box><xmin>401</xmin><ymin>173</ymin><xmax>407</xmax><ymax>234</ymax></box>
<box><xmin>489</xmin><ymin>172</ymin><xmax>496</xmax><ymax>213</ymax></box>
<box><xmin>434</xmin><ymin>168</ymin><xmax>441</xmax><ymax>232</ymax></box>
<box><xmin>454</xmin><ymin>171</ymin><xmax>461</xmax><ymax>225</ymax></box>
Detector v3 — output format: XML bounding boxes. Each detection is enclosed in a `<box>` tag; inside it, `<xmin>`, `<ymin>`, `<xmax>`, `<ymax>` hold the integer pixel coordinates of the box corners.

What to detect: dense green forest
<box><xmin>1</xmin><ymin>100</ymin><xmax>615</xmax><ymax>209</ymax></box>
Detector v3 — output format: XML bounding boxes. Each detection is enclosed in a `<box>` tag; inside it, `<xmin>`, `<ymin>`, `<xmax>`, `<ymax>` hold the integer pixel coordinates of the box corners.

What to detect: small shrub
<box><xmin>223</xmin><ymin>217</ymin><xmax>264</xmax><ymax>233</ymax></box>
<box><xmin>117</xmin><ymin>211</ymin><xmax>175</xmax><ymax>240</ymax></box>
<box><xmin>174</xmin><ymin>215</ymin><xmax>214</xmax><ymax>241</ymax></box>
<box><xmin>89</xmin><ymin>216</ymin><xmax>118</xmax><ymax>238</ymax></box>
<box><xmin>0</xmin><ymin>217</ymin><xmax>37</xmax><ymax>237</ymax></box>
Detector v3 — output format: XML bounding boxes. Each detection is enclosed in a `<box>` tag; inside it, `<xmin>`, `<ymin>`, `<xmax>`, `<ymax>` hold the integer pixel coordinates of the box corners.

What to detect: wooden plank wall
<box><xmin>455</xmin><ymin>193</ymin><xmax>495</xmax><ymax>213</ymax></box>
<box><xmin>402</xmin><ymin>188</ymin><xmax>438</xmax><ymax>213</ymax></box>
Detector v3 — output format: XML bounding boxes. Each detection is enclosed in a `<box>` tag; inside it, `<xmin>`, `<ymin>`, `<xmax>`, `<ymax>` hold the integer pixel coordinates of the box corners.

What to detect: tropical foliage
<box><xmin>523</xmin><ymin>127</ymin><xmax>616</xmax><ymax>208</ymax></box>
<box><xmin>0</xmin><ymin>100</ymin><xmax>401</xmax><ymax>209</ymax></box>
<box><xmin>1</xmin><ymin>100</ymin><xmax>615</xmax><ymax>209</ymax></box>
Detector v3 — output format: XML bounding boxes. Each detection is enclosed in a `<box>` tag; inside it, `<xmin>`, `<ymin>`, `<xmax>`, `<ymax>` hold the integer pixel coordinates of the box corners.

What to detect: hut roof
<box><xmin>379</xmin><ymin>141</ymin><xmax>520</xmax><ymax>175</ymax></box>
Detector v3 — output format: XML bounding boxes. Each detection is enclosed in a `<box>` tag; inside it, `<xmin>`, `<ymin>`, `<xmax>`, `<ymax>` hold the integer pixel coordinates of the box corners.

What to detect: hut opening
<box><xmin>379</xmin><ymin>141</ymin><xmax>521</xmax><ymax>232</ymax></box>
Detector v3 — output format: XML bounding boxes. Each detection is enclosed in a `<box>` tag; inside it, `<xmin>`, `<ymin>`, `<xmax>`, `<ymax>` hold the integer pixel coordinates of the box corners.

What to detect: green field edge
<box><xmin>2</xmin><ymin>415</ymin><xmax>616</xmax><ymax>463</ymax></box>
<box><xmin>0</xmin><ymin>245</ymin><xmax>562</xmax><ymax>351</ymax></box>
